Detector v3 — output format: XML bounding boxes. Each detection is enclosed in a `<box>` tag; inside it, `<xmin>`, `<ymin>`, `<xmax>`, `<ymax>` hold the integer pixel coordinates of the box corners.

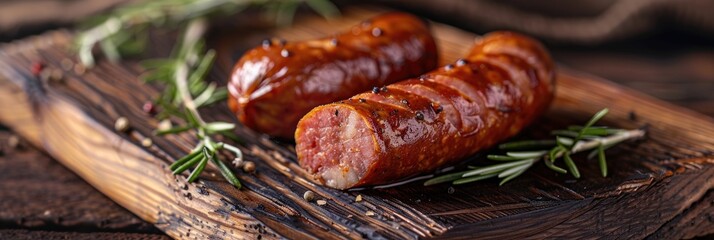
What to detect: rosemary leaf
<box><xmin>498</xmin><ymin>139</ymin><xmax>556</xmax><ymax>150</ymax></box>
<box><xmin>210</xmin><ymin>148</ymin><xmax>242</xmax><ymax>188</ymax></box>
<box><xmin>572</xmin><ymin>108</ymin><xmax>609</xmax><ymax>145</ymax></box>
<box><xmin>200</xmin><ymin>87</ymin><xmax>228</xmax><ymax>107</ymax></box>
<box><xmin>548</xmin><ymin>145</ymin><xmax>565</xmax><ymax>162</ymax></box>
<box><xmin>193</xmin><ymin>83</ymin><xmax>217</xmax><ymax>107</ymax></box>
<box><xmin>551</xmin><ymin>130</ymin><xmax>579</xmax><ymax>138</ymax></box>
<box><xmin>463</xmin><ymin>160</ymin><xmax>531</xmax><ymax>177</ymax></box>
<box><xmin>563</xmin><ymin>153</ymin><xmax>580</xmax><ymax>178</ymax></box>
<box><xmin>453</xmin><ymin>173</ymin><xmax>499</xmax><ymax>185</ymax></box>
<box><xmin>169</xmin><ymin>148</ymin><xmax>202</xmax><ymax>171</ymax></box>
<box><xmin>498</xmin><ymin>159</ymin><xmax>534</xmax><ymax>178</ymax></box>
<box><xmin>499</xmin><ymin>165</ymin><xmax>529</xmax><ymax>186</ymax></box>
<box><xmin>598</xmin><ymin>144</ymin><xmax>608</xmax><ymax>177</ymax></box>
<box><xmin>543</xmin><ymin>157</ymin><xmax>568</xmax><ymax>174</ymax></box>
<box><xmin>172</xmin><ymin>154</ymin><xmax>204</xmax><ymax>175</ymax></box>
<box><xmin>204</xmin><ymin>122</ymin><xmax>236</xmax><ymax>133</ymax></box>
<box><xmin>188</xmin><ymin>153</ymin><xmax>209</xmax><ymax>182</ymax></box>
<box><xmin>583</xmin><ymin>109</ymin><xmax>609</xmax><ymax>130</ymax></box>
<box><xmin>184</xmin><ymin>108</ymin><xmax>201</xmax><ymax>127</ymax></box>
<box><xmin>99</xmin><ymin>38</ymin><xmax>121</xmax><ymax>62</ymax></box>
<box><xmin>189</xmin><ymin>78</ymin><xmax>208</xmax><ymax>96</ymax></box>
<box><xmin>506</xmin><ymin>151</ymin><xmax>547</xmax><ymax>159</ymax></box>
<box><xmin>156</xmin><ymin>125</ymin><xmax>193</xmax><ymax>135</ymax></box>
<box><xmin>424</xmin><ymin>171</ymin><xmax>470</xmax><ymax>186</ymax></box>
<box><xmin>220</xmin><ymin>130</ymin><xmax>244</xmax><ymax>144</ymax></box>
<box><xmin>568</xmin><ymin>126</ymin><xmax>624</xmax><ymax>136</ymax></box>
<box><xmin>556</xmin><ymin>136</ymin><xmax>574</xmax><ymax>147</ymax></box>
<box><xmin>487</xmin><ymin>155</ymin><xmax>525</xmax><ymax>161</ymax></box>
<box><xmin>567</xmin><ymin>125</ymin><xmax>608</xmax><ymax>131</ymax></box>
<box><xmin>204</xmin><ymin>138</ymin><xmax>216</xmax><ymax>152</ymax></box>
<box><xmin>187</xmin><ymin>50</ymin><xmax>216</xmax><ymax>87</ymax></box>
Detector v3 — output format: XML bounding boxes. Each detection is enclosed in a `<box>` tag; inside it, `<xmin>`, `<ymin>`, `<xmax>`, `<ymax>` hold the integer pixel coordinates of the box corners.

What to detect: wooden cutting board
<box><xmin>1</xmin><ymin>7</ymin><xmax>713</xmax><ymax>239</ymax></box>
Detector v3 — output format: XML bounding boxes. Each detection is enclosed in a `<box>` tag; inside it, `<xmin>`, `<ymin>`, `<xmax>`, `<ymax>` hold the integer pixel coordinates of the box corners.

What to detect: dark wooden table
<box><xmin>1</xmin><ymin>2</ymin><xmax>713</xmax><ymax>239</ymax></box>
<box><xmin>0</xmin><ymin>126</ymin><xmax>169</xmax><ymax>240</ymax></box>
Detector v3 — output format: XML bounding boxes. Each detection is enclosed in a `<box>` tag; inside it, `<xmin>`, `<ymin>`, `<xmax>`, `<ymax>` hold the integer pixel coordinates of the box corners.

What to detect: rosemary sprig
<box><xmin>77</xmin><ymin>0</ymin><xmax>338</xmax><ymax>188</ymax></box>
<box><xmin>76</xmin><ymin>0</ymin><xmax>338</xmax><ymax>67</ymax></box>
<box><xmin>425</xmin><ymin>109</ymin><xmax>646</xmax><ymax>186</ymax></box>
<box><xmin>149</xmin><ymin>18</ymin><xmax>245</xmax><ymax>188</ymax></box>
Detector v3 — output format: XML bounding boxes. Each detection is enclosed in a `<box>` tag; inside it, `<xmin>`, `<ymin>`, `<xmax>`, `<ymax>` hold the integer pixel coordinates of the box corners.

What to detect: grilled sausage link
<box><xmin>228</xmin><ymin>12</ymin><xmax>438</xmax><ymax>138</ymax></box>
<box><xmin>295</xmin><ymin>31</ymin><xmax>555</xmax><ymax>189</ymax></box>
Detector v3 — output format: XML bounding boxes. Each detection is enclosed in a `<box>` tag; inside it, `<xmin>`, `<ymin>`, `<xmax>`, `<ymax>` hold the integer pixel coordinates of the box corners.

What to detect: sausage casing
<box><xmin>295</xmin><ymin>31</ymin><xmax>555</xmax><ymax>189</ymax></box>
<box><xmin>227</xmin><ymin>12</ymin><xmax>438</xmax><ymax>138</ymax></box>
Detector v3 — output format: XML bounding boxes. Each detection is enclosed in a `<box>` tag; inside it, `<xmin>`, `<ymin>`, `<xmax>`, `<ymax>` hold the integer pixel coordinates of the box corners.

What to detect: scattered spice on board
<box><xmin>141</xmin><ymin>138</ymin><xmax>153</xmax><ymax>147</ymax></box>
<box><xmin>7</xmin><ymin>135</ymin><xmax>20</xmax><ymax>149</ymax></box>
<box><xmin>143</xmin><ymin>102</ymin><xmax>157</xmax><ymax>115</ymax></box>
<box><xmin>303</xmin><ymin>191</ymin><xmax>315</xmax><ymax>201</ymax></box>
<box><xmin>49</xmin><ymin>69</ymin><xmax>64</xmax><ymax>83</ymax></box>
<box><xmin>115</xmin><ymin>117</ymin><xmax>129</xmax><ymax>132</ymax></box>
<box><xmin>31</xmin><ymin>61</ymin><xmax>44</xmax><ymax>76</ymax></box>
<box><xmin>157</xmin><ymin>119</ymin><xmax>172</xmax><ymax>131</ymax></box>
<box><xmin>242</xmin><ymin>161</ymin><xmax>256</xmax><ymax>173</ymax></box>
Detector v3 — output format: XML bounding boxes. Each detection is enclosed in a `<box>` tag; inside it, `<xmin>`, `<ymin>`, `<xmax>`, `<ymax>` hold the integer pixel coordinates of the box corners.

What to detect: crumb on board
<box><xmin>242</xmin><ymin>161</ymin><xmax>256</xmax><ymax>173</ymax></box>
<box><xmin>316</xmin><ymin>200</ymin><xmax>327</xmax><ymax>206</ymax></box>
<box><xmin>73</xmin><ymin>64</ymin><xmax>86</xmax><ymax>75</ymax></box>
<box><xmin>355</xmin><ymin>194</ymin><xmax>363</xmax><ymax>202</ymax></box>
<box><xmin>7</xmin><ymin>135</ymin><xmax>20</xmax><ymax>149</ymax></box>
<box><xmin>365</xmin><ymin>211</ymin><xmax>375</xmax><ymax>217</ymax></box>
<box><xmin>115</xmin><ymin>117</ymin><xmax>129</xmax><ymax>132</ymax></box>
<box><xmin>157</xmin><ymin>119</ymin><xmax>172</xmax><ymax>131</ymax></box>
<box><xmin>141</xmin><ymin>138</ymin><xmax>153</xmax><ymax>147</ymax></box>
<box><xmin>303</xmin><ymin>190</ymin><xmax>315</xmax><ymax>201</ymax></box>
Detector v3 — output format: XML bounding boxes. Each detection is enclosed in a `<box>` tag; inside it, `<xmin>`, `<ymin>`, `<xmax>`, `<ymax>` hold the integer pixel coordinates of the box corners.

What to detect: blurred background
<box><xmin>2</xmin><ymin>0</ymin><xmax>713</xmax><ymax>115</ymax></box>
<box><xmin>1</xmin><ymin>0</ymin><xmax>712</xmax><ymax>238</ymax></box>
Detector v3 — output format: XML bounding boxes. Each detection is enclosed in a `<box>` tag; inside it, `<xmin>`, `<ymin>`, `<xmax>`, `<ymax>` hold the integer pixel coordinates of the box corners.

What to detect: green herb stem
<box><xmin>425</xmin><ymin>109</ymin><xmax>646</xmax><ymax>186</ymax></box>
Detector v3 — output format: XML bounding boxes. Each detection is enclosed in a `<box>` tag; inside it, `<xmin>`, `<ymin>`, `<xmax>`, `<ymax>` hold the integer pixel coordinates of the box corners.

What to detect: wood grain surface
<box><xmin>0</xmin><ymin>128</ymin><xmax>164</xmax><ymax>236</ymax></box>
<box><xmin>0</xmin><ymin>7</ymin><xmax>712</xmax><ymax>239</ymax></box>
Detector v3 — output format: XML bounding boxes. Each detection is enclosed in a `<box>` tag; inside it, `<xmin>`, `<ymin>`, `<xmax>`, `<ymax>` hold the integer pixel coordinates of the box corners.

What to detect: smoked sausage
<box><xmin>295</xmin><ymin>32</ymin><xmax>555</xmax><ymax>189</ymax></box>
<box><xmin>227</xmin><ymin>13</ymin><xmax>438</xmax><ymax>138</ymax></box>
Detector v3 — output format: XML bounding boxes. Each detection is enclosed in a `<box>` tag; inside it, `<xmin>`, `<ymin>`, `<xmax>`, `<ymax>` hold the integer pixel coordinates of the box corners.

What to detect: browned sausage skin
<box><xmin>228</xmin><ymin>13</ymin><xmax>438</xmax><ymax>138</ymax></box>
<box><xmin>295</xmin><ymin>32</ymin><xmax>555</xmax><ymax>189</ymax></box>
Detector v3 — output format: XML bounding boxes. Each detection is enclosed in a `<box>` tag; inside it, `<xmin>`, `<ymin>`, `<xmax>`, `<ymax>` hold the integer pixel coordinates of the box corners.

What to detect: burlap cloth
<box><xmin>2</xmin><ymin>0</ymin><xmax>712</xmax><ymax>44</ymax></box>
<box><xmin>376</xmin><ymin>0</ymin><xmax>714</xmax><ymax>44</ymax></box>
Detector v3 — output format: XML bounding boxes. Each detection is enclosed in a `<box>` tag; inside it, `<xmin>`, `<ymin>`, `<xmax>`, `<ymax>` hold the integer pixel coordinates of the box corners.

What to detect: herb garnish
<box><xmin>425</xmin><ymin>109</ymin><xmax>646</xmax><ymax>186</ymax></box>
<box><xmin>77</xmin><ymin>0</ymin><xmax>338</xmax><ymax>188</ymax></box>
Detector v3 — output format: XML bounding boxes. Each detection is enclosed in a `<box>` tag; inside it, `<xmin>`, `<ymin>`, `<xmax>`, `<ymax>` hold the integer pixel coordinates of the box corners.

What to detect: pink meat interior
<box><xmin>296</xmin><ymin>105</ymin><xmax>377</xmax><ymax>189</ymax></box>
